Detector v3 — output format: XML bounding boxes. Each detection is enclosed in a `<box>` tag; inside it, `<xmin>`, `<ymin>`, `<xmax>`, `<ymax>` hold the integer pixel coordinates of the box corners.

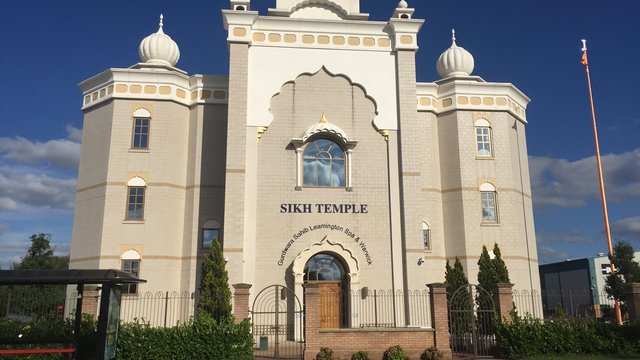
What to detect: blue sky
<box><xmin>0</xmin><ymin>0</ymin><xmax>639</xmax><ymax>269</ymax></box>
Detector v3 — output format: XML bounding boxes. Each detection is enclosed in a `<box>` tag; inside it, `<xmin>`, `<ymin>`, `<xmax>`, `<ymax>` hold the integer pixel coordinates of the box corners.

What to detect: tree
<box><xmin>13</xmin><ymin>233</ymin><xmax>69</xmax><ymax>270</ymax></box>
<box><xmin>198</xmin><ymin>239</ymin><xmax>232</xmax><ymax>320</ymax></box>
<box><xmin>477</xmin><ymin>244</ymin><xmax>511</xmax><ymax>297</ymax></box>
<box><xmin>477</xmin><ymin>244</ymin><xmax>512</xmax><ymax>328</ymax></box>
<box><xmin>445</xmin><ymin>257</ymin><xmax>471</xmax><ymax>304</ymax></box>
<box><xmin>2</xmin><ymin>233</ymin><xmax>69</xmax><ymax>317</ymax></box>
<box><xmin>605</xmin><ymin>240</ymin><xmax>640</xmax><ymax>304</ymax></box>
<box><xmin>445</xmin><ymin>257</ymin><xmax>473</xmax><ymax>332</ymax></box>
<box><xmin>492</xmin><ymin>243</ymin><xmax>510</xmax><ymax>284</ymax></box>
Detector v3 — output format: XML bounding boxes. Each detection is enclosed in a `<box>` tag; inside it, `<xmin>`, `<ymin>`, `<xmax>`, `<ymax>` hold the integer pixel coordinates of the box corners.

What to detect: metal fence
<box><xmin>321</xmin><ymin>289</ymin><xmax>432</xmax><ymax>328</ymax></box>
<box><xmin>119</xmin><ymin>291</ymin><xmax>197</xmax><ymax>327</ymax></box>
<box><xmin>512</xmin><ymin>288</ymin><xmax>618</xmax><ymax>321</ymax></box>
<box><xmin>1</xmin><ymin>286</ymin><xmax>234</xmax><ymax>328</ymax></box>
<box><xmin>1</xmin><ymin>285</ymin><xmax>67</xmax><ymax>321</ymax></box>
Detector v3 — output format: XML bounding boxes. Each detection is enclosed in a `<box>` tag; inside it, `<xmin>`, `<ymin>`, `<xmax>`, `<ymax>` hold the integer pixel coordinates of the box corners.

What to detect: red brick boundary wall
<box><xmin>233</xmin><ymin>283</ymin><xmax>252</xmax><ymax>324</ymax></box>
<box><xmin>627</xmin><ymin>283</ymin><xmax>640</xmax><ymax>322</ymax></box>
<box><xmin>494</xmin><ymin>283</ymin><xmax>514</xmax><ymax>322</ymax></box>
<box><xmin>81</xmin><ymin>286</ymin><xmax>100</xmax><ymax>317</ymax></box>
<box><xmin>304</xmin><ymin>283</ymin><xmax>452</xmax><ymax>360</ymax></box>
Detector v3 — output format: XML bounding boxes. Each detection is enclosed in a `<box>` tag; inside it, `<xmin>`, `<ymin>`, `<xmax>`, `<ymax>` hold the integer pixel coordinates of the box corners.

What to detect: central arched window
<box><xmin>304</xmin><ymin>253</ymin><xmax>345</xmax><ymax>282</ymax></box>
<box><xmin>303</xmin><ymin>139</ymin><xmax>345</xmax><ymax>188</ymax></box>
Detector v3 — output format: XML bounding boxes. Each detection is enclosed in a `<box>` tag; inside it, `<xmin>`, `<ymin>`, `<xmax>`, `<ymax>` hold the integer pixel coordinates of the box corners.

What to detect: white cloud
<box><xmin>65</xmin><ymin>124</ymin><xmax>83</xmax><ymax>143</ymax></box>
<box><xmin>0</xmin><ymin>166</ymin><xmax>76</xmax><ymax>210</ymax></box>
<box><xmin>611</xmin><ymin>216</ymin><xmax>640</xmax><ymax>242</ymax></box>
<box><xmin>0</xmin><ymin>224</ymin><xmax>7</xmax><ymax>235</ymax></box>
<box><xmin>530</xmin><ymin>149</ymin><xmax>640</xmax><ymax>207</ymax></box>
<box><xmin>0</xmin><ymin>198</ymin><xmax>20</xmax><ymax>212</ymax></box>
<box><xmin>537</xmin><ymin>246</ymin><xmax>570</xmax><ymax>264</ymax></box>
<box><xmin>0</xmin><ymin>125</ymin><xmax>81</xmax><ymax>169</ymax></box>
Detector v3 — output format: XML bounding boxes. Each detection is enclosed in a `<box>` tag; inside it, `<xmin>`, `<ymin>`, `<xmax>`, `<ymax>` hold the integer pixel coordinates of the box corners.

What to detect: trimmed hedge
<box><xmin>495</xmin><ymin>316</ymin><xmax>640</xmax><ymax>359</ymax></box>
<box><xmin>0</xmin><ymin>314</ymin><xmax>96</xmax><ymax>360</ymax></box>
<box><xmin>117</xmin><ymin>315</ymin><xmax>253</xmax><ymax>360</ymax></box>
<box><xmin>0</xmin><ymin>314</ymin><xmax>252</xmax><ymax>360</ymax></box>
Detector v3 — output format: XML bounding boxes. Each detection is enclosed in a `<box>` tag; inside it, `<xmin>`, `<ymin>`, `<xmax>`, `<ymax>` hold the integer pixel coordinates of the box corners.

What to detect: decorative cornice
<box><xmin>78</xmin><ymin>69</ymin><xmax>229</xmax><ymax>111</ymax></box>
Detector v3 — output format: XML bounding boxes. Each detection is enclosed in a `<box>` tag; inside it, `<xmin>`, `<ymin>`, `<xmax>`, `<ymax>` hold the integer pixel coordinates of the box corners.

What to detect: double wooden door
<box><xmin>318</xmin><ymin>282</ymin><xmax>341</xmax><ymax>328</ymax></box>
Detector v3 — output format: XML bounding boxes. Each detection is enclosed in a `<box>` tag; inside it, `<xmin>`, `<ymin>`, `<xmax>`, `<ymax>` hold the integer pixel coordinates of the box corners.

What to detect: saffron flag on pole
<box><xmin>581</xmin><ymin>39</ymin><xmax>589</xmax><ymax>66</ymax></box>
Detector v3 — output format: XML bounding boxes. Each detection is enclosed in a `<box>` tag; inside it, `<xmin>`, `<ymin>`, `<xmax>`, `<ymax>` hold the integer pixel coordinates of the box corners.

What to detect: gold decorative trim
<box><xmin>378</xmin><ymin>129</ymin><xmax>389</xmax><ymax>142</ymax></box>
<box><xmin>257</xmin><ymin>126</ymin><xmax>268</xmax><ymax>142</ymax></box>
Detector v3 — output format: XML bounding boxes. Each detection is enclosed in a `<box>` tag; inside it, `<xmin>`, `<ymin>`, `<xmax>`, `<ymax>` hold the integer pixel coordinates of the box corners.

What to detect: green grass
<box><xmin>527</xmin><ymin>355</ymin><xmax>640</xmax><ymax>360</ymax></box>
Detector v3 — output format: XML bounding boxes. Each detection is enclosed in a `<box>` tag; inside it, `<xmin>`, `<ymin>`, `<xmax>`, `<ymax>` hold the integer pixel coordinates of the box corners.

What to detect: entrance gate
<box><xmin>251</xmin><ymin>285</ymin><xmax>304</xmax><ymax>360</ymax></box>
<box><xmin>449</xmin><ymin>285</ymin><xmax>497</xmax><ymax>358</ymax></box>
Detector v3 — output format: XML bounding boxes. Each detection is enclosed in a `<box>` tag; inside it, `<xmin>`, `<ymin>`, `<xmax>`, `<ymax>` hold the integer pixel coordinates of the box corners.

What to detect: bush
<box><xmin>117</xmin><ymin>314</ymin><xmax>252</xmax><ymax>360</ymax></box>
<box><xmin>495</xmin><ymin>315</ymin><xmax>640</xmax><ymax>359</ymax></box>
<box><xmin>351</xmin><ymin>350</ymin><xmax>370</xmax><ymax>360</ymax></box>
<box><xmin>0</xmin><ymin>314</ymin><xmax>96</xmax><ymax>360</ymax></box>
<box><xmin>316</xmin><ymin>346</ymin><xmax>335</xmax><ymax>360</ymax></box>
<box><xmin>383</xmin><ymin>345</ymin><xmax>407</xmax><ymax>360</ymax></box>
<box><xmin>420</xmin><ymin>346</ymin><xmax>444</xmax><ymax>360</ymax></box>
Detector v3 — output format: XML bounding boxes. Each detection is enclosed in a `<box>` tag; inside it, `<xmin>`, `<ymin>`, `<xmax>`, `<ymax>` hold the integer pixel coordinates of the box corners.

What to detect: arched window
<box><xmin>303</xmin><ymin>139</ymin><xmax>345</xmax><ymax>188</ymax></box>
<box><xmin>291</xmin><ymin>114</ymin><xmax>356</xmax><ymax>190</ymax></box>
<box><xmin>131</xmin><ymin>108</ymin><xmax>151</xmax><ymax>150</ymax></box>
<box><xmin>126</xmin><ymin>177</ymin><xmax>146</xmax><ymax>220</ymax></box>
<box><xmin>475</xmin><ymin>118</ymin><xmax>493</xmax><ymax>157</ymax></box>
<box><xmin>304</xmin><ymin>253</ymin><xmax>345</xmax><ymax>282</ymax></box>
<box><xmin>422</xmin><ymin>222</ymin><xmax>431</xmax><ymax>250</ymax></box>
<box><xmin>480</xmin><ymin>182</ymin><xmax>498</xmax><ymax>223</ymax></box>
<box><xmin>121</xmin><ymin>249</ymin><xmax>141</xmax><ymax>295</ymax></box>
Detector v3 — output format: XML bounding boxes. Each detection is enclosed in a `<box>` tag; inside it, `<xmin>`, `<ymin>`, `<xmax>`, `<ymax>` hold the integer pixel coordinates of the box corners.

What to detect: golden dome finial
<box><xmin>319</xmin><ymin>113</ymin><xmax>329</xmax><ymax>124</ymax></box>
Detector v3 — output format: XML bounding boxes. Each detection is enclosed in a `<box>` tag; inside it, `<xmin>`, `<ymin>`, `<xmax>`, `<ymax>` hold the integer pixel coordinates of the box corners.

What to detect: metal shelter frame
<box><xmin>0</xmin><ymin>269</ymin><xmax>146</xmax><ymax>359</ymax></box>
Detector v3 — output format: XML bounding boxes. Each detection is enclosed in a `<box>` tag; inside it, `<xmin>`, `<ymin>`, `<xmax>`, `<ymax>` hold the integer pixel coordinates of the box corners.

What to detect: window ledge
<box><xmin>123</xmin><ymin>220</ymin><xmax>145</xmax><ymax>224</ymax></box>
<box><xmin>129</xmin><ymin>149</ymin><xmax>150</xmax><ymax>153</ymax></box>
<box><xmin>481</xmin><ymin>222</ymin><xmax>500</xmax><ymax>227</ymax></box>
<box><xmin>475</xmin><ymin>156</ymin><xmax>494</xmax><ymax>160</ymax></box>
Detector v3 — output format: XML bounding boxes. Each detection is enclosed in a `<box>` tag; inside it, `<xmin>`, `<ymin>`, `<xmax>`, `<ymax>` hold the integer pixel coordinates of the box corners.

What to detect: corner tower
<box><xmin>70</xmin><ymin>16</ymin><xmax>229</xmax><ymax>298</ymax></box>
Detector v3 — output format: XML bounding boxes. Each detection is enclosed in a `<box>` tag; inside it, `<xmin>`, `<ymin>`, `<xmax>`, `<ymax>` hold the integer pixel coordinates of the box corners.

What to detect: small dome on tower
<box><xmin>138</xmin><ymin>14</ymin><xmax>180</xmax><ymax>67</ymax></box>
<box><xmin>397</xmin><ymin>1</ymin><xmax>408</xmax><ymax>8</ymax></box>
<box><xmin>436</xmin><ymin>29</ymin><xmax>475</xmax><ymax>78</ymax></box>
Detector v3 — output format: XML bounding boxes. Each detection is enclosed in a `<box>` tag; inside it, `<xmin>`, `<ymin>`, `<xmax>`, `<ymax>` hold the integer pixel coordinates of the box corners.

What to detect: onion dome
<box><xmin>138</xmin><ymin>14</ymin><xmax>180</xmax><ymax>67</ymax></box>
<box><xmin>436</xmin><ymin>29</ymin><xmax>475</xmax><ymax>78</ymax></box>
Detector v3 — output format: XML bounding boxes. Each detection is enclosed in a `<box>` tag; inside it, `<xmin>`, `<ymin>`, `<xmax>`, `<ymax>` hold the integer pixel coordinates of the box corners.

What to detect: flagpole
<box><xmin>581</xmin><ymin>39</ymin><xmax>622</xmax><ymax>326</ymax></box>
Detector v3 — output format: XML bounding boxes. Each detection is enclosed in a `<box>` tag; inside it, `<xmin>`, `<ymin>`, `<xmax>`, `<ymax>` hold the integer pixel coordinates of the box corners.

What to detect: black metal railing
<box><xmin>1</xmin><ymin>287</ymin><xmax>236</xmax><ymax>328</ymax></box>
<box><xmin>512</xmin><ymin>288</ymin><xmax>618</xmax><ymax>322</ymax></box>
<box><xmin>319</xmin><ymin>288</ymin><xmax>432</xmax><ymax>328</ymax></box>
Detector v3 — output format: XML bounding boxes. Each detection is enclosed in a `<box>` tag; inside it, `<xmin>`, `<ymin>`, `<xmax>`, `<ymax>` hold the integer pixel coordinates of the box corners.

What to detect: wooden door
<box><xmin>319</xmin><ymin>282</ymin><xmax>341</xmax><ymax>328</ymax></box>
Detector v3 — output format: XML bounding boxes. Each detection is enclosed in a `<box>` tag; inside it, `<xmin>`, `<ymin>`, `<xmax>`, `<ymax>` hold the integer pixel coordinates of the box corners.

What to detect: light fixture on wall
<box><xmin>417</xmin><ymin>257</ymin><xmax>425</xmax><ymax>266</ymax></box>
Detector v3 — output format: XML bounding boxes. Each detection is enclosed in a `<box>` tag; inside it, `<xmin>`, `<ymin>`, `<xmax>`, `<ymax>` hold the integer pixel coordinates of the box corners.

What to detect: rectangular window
<box><xmin>132</xmin><ymin>118</ymin><xmax>150</xmax><ymax>149</ymax></box>
<box><xmin>202</xmin><ymin>229</ymin><xmax>222</xmax><ymax>249</ymax></box>
<box><xmin>126</xmin><ymin>187</ymin><xmax>145</xmax><ymax>220</ymax></box>
<box><xmin>481</xmin><ymin>191</ymin><xmax>498</xmax><ymax>222</ymax></box>
<box><xmin>122</xmin><ymin>259</ymin><xmax>140</xmax><ymax>294</ymax></box>
<box><xmin>476</xmin><ymin>127</ymin><xmax>492</xmax><ymax>157</ymax></box>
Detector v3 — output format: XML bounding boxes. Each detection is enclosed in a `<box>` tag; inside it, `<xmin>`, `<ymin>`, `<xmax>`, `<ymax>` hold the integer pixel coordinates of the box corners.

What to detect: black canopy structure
<box><xmin>0</xmin><ymin>269</ymin><xmax>144</xmax><ymax>285</ymax></box>
<box><xmin>0</xmin><ymin>269</ymin><xmax>146</xmax><ymax>360</ymax></box>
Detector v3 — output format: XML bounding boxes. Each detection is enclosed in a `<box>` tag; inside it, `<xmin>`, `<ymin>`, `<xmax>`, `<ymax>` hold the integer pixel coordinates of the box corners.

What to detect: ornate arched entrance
<box><xmin>292</xmin><ymin>237</ymin><xmax>360</xmax><ymax>329</ymax></box>
<box><xmin>304</xmin><ymin>253</ymin><xmax>349</xmax><ymax>328</ymax></box>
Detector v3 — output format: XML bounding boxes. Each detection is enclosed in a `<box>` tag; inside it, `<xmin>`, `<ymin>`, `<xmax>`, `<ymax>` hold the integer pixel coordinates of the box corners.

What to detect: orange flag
<box><xmin>581</xmin><ymin>39</ymin><xmax>589</xmax><ymax>66</ymax></box>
